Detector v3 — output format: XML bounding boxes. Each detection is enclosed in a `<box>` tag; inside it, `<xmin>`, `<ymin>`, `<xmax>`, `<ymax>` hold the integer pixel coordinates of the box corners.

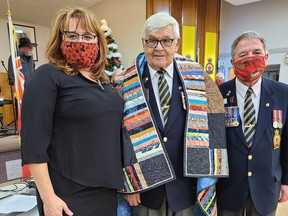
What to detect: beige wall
<box><xmin>0</xmin><ymin>0</ymin><xmax>145</xmax><ymax>73</ymax></box>
<box><xmin>2</xmin><ymin>0</ymin><xmax>288</xmax><ymax>84</ymax></box>
<box><xmin>219</xmin><ymin>0</ymin><xmax>288</xmax><ymax>84</ymax></box>
<box><xmin>0</xmin><ymin>18</ymin><xmax>49</xmax><ymax>71</ymax></box>
<box><xmin>91</xmin><ymin>0</ymin><xmax>146</xmax><ymax>69</ymax></box>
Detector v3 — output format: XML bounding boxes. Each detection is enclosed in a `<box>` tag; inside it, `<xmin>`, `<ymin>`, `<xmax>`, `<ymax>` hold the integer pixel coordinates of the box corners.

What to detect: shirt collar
<box><xmin>236</xmin><ymin>77</ymin><xmax>262</xmax><ymax>98</ymax></box>
<box><xmin>148</xmin><ymin>62</ymin><xmax>174</xmax><ymax>79</ymax></box>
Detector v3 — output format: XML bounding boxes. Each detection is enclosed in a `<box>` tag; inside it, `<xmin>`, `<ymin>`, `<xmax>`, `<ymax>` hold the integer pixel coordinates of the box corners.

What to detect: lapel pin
<box><xmin>226</xmin><ymin>90</ymin><xmax>231</xmax><ymax>96</ymax></box>
<box><xmin>143</xmin><ymin>77</ymin><xmax>149</xmax><ymax>84</ymax></box>
<box><xmin>266</xmin><ymin>103</ymin><xmax>270</xmax><ymax>107</ymax></box>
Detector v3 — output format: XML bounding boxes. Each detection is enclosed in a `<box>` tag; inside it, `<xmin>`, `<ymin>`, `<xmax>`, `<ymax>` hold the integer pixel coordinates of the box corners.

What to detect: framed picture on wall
<box><xmin>7</xmin><ymin>23</ymin><xmax>38</xmax><ymax>62</ymax></box>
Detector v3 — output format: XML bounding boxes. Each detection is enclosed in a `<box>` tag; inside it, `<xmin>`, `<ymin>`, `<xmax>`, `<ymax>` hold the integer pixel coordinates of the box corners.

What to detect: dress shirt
<box><xmin>235</xmin><ymin>77</ymin><xmax>262</xmax><ymax>132</ymax></box>
<box><xmin>148</xmin><ymin>63</ymin><xmax>174</xmax><ymax>125</ymax></box>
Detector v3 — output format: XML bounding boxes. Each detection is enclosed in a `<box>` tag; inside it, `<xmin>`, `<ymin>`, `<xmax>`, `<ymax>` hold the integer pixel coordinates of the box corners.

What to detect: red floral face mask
<box><xmin>61</xmin><ymin>41</ymin><xmax>99</xmax><ymax>69</ymax></box>
<box><xmin>232</xmin><ymin>55</ymin><xmax>267</xmax><ymax>83</ymax></box>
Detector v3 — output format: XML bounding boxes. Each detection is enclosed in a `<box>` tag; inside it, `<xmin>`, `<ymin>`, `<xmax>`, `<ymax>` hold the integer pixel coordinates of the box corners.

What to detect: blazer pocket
<box><xmin>274</xmin><ymin>166</ymin><xmax>282</xmax><ymax>182</ymax></box>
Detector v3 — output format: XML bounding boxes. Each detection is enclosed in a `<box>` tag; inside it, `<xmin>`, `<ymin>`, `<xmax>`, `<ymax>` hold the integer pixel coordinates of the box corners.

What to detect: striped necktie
<box><xmin>157</xmin><ymin>69</ymin><xmax>171</xmax><ymax>126</ymax></box>
<box><xmin>244</xmin><ymin>88</ymin><xmax>256</xmax><ymax>148</ymax></box>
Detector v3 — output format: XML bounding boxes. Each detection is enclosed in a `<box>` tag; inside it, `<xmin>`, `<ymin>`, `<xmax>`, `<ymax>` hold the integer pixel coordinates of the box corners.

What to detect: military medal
<box><xmin>229</xmin><ymin>96</ymin><xmax>234</xmax><ymax>104</ymax></box>
<box><xmin>225</xmin><ymin>106</ymin><xmax>240</xmax><ymax>127</ymax></box>
<box><xmin>272</xmin><ymin>110</ymin><xmax>282</xmax><ymax>150</ymax></box>
<box><xmin>272</xmin><ymin>110</ymin><xmax>282</xmax><ymax>129</ymax></box>
<box><xmin>180</xmin><ymin>91</ymin><xmax>186</xmax><ymax>110</ymax></box>
<box><xmin>273</xmin><ymin>129</ymin><xmax>281</xmax><ymax>149</ymax></box>
<box><xmin>144</xmin><ymin>88</ymin><xmax>149</xmax><ymax>101</ymax></box>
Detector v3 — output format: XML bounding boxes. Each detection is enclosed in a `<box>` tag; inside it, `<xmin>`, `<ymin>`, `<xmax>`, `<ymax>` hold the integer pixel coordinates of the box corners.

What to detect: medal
<box><xmin>180</xmin><ymin>91</ymin><xmax>186</xmax><ymax>110</ymax></box>
<box><xmin>229</xmin><ymin>96</ymin><xmax>234</xmax><ymax>104</ymax></box>
<box><xmin>225</xmin><ymin>106</ymin><xmax>240</xmax><ymax>127</ymax></box>
<box><xmin>273</xmin><ymin>129</ymin><xmax>281</xmax><ymax>149</ymax></box>
<box><xmin>144</xmin><ymin>88</ymin><xmax>149</xmax><ymax>101</ymax></box>
<box><xmin>272</xmin><ymin>110</ymin><xmax>282</xmax><ymax>129</ymax></box>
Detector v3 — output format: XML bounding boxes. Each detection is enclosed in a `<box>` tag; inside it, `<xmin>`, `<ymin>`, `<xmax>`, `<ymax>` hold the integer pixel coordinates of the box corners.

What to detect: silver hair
<box><xmin>231</xmin><ymin>30</ymin><xmax>268</xmax><ymax>58</ymax></box>
<box><xmin>142</xmin><ymin>12</ymin><xmax>180</xmax><ymax>40</ymax></box>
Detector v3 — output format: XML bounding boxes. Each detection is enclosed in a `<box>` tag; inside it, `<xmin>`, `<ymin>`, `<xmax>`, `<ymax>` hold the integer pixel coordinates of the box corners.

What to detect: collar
<box><xmin>236</xmin><ymin>77</ymin><xmax>262</xmax><ymax>98</ymax></box>
<box><xmin>148</xmin><ymin>62</ymin><xmax>174</xmax><ymax>79</ymax></box>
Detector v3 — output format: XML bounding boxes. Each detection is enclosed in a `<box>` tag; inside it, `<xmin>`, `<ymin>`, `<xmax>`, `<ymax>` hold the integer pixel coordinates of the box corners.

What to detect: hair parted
<box><xmin>231</xmin><ymin>30</ymin><xmax>268</xmax><ymax>58</ymax></box>
<box><xmin>46</xmin><ymin>7</ymin><xmax>109</xmax><ymax>82</ymax></box>
<box><xmin>142</xmin><ymin>12</ymin><xmax>180</xmax><ymax>40</ymax></box>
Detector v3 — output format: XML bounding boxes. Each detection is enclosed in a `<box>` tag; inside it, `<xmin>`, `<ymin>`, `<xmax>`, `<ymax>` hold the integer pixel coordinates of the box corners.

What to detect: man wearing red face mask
<box><xmin>217</xmin><ymin>31</ymin><xmax>288</xmax><ymax>216</ymax></box>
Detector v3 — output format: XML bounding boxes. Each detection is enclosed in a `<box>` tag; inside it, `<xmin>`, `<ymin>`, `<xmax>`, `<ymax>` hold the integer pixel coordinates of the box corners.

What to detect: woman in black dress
<box><xmin>21</xmin><ymin>7</ymin><xmax>123</xmax><ymax>216</ymax></box>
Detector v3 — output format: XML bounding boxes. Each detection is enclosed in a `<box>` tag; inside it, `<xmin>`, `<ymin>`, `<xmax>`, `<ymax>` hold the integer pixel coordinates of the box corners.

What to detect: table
<box><xmin>0</xmin><ymin>181</ymin><xmax>38</xmax><ymax>216</ymax></box>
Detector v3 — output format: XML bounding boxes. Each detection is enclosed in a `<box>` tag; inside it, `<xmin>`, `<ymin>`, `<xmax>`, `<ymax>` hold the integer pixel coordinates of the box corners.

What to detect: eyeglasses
<box><xmin>145</xmin><ymin>39</ymin><xmax>175</xmax><ymax>48</ymax></box>
<box><xmin>63</xmin><ymin>31</ymin><xmax>98</xmax><ymax>43</ymax></box>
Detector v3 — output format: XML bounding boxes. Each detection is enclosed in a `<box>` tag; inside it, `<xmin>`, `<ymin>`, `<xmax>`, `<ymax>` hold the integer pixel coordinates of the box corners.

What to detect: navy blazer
<box><xmin>217</xmin><ymin>77</ymin><xmax>288</xmax><ymax>215</ymax></box>
<box><xmin>138</xmin><ymin>64</ymin><xmax>196</xmax><ymax>212</ymax></box>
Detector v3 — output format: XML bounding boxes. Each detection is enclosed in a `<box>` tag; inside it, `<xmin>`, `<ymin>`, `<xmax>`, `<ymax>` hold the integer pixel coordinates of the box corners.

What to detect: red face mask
<box><xmin>232</xmin><ymin>55</ymin><xmax>267</xmax><ymax>82</ymax></box>
<box><xmin>61</xmin><ymin>41</ymin><xmax>99</xmax><ymax>69</ymax></box>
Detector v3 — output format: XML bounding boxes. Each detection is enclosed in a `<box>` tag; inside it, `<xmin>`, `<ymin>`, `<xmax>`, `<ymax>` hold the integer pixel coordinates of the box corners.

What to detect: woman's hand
<box><xmin>43</xmin><ymin>194</ymin><xmax>73</xmax><ymax>216</ymax></box>
<box><xmin>28</xmin><ymin>163</ymin><xmax>74</xmax><ymax>215</ymax></box>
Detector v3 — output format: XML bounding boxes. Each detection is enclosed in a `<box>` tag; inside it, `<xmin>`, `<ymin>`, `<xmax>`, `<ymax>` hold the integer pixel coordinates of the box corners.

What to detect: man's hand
<box><xmin>279</xmin><ymin>185</ymin><xmax>288</xmax><ymax>202</ymax></box>
<box><xmin>124</xmin><ymin>193</ymin><xmax>141</xmax><ymax>206</ymax></box>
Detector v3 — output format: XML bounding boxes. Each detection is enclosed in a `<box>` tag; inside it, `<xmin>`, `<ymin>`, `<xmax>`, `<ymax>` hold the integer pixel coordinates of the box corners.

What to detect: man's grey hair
<box><xmin>142</xmin><ymin>12</ymin><xmax>180</xmax><ymax>40</ymax></box>
<box><xmin>231</xmin><ymin>30</ymin><xmax>268</xmax><ymax>58</ymax></box>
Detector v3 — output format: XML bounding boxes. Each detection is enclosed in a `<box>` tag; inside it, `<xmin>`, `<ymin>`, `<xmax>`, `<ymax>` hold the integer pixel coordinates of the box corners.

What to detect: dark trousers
<box><xmin>218</xmin><ymin>194</ymin><xmax>276</xmax><ymax>216</ymax></box>
<box><xmin>37</xmin><ymin>187</ymin><xmax>117</xmax><ymax>216</ymax></box>
<box><xmin>132</xmin><ymin>198</ymin><xmax>195</xmax><ymax>216</ymax></box>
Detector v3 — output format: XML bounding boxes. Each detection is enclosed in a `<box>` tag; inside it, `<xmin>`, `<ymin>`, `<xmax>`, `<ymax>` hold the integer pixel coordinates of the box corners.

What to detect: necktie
<box><xmin>244</xmin><ymin>88</ymin><xmax>256</xmax><ymax>148</ymax></box>
<box><xmin>157</xmin><ymin>70</ymin><xmax>171</xmax><ymax>126</ymax></box>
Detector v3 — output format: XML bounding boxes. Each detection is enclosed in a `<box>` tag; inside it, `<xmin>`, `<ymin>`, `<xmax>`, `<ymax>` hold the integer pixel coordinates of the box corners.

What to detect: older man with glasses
<box><xmin>118</xmin><ymin>12</ymin><xmax>229</xmax><ymax>216</ymax></box>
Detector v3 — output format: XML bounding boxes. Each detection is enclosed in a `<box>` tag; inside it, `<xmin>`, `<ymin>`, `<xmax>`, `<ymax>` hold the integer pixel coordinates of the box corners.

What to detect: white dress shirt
<box><xmin>235</xmin><ymin>77</ymin><xmax>262</xmax><ymax>132</ymax></box>
<box><xmin>148</xmin><ymin>63</ymin><xmax>174</xmax><ymax>125</ymax></box>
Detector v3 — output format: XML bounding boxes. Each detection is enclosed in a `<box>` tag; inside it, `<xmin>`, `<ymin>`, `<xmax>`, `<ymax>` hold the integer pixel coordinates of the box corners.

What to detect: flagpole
<box><xmin>6</xmin><ymin>0</ymin><xmax>31</xmax><ymax>180</ymax></box>
<box><xmin>7</xmin><ymin>4</ymin><xmax>19</xmax><ymax>96</ymax></box>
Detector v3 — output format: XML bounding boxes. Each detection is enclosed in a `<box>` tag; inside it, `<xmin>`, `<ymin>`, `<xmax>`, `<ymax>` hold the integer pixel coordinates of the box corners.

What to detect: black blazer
<box><xmin>139</xmin><ymin>64</ymin><xmax>196</xmax><ymax>212</ymax></box>
<box><xmin>217</xmin><ymin>77</ymin><xmax>288</xmax><ymax>215</ymax></box>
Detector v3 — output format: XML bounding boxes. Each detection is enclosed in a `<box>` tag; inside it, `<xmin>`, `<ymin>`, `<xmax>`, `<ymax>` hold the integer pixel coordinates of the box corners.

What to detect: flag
<box><xmin>14</xmin><ymin>48</ymin><xmax>25</xmax><ymax>136</ymax></box>
<box><xmin>7</xmin><ymin>2</ymin><xmax>31</xmax><ymax>179</ymax></box>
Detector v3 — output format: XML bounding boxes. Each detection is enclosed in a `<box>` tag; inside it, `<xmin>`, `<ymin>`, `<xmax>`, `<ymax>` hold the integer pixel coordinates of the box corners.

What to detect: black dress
<box><xmin>21</xmin><ymin>64</ymin><xmax>124</xmax><ymax>215</ymax></box>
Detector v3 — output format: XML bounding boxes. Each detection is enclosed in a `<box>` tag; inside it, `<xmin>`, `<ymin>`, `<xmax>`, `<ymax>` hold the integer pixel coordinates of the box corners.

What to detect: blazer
<box><xmin>139</xmin><ymin>64</ymin><xmax>196</xmax><ymax>212</ymax></box>
<box><xmin>120</xmin><ymin>53</ymin><xmax>228</xmax><ymax>215</ymax></box>
<box><xmin>217</xmin><ymin>77</ymin><xmax>288</xmax><ymax>215</ymax></box>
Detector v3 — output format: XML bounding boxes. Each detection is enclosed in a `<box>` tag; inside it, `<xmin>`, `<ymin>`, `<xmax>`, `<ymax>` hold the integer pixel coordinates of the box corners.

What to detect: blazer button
<box><xmin>248</xmin><ymin>172</ymin><xmax>252</xmax><ymax>177</ymax></box>
<box><xmin>248</xmin><ymin>155</ymin><xmax>253</xmax><ymax>160</ymax></box>
<box><xmin>163</xmin><ymin>137</ymin><xmax>168</xmax><ymax>142</ymax></box>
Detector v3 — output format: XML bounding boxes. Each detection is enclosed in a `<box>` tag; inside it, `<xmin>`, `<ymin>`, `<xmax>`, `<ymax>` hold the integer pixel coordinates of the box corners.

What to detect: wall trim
<box><xmin>220</xmin><ymin>47</ymin><xmax>288</xmax><ymax>59</ymax></box>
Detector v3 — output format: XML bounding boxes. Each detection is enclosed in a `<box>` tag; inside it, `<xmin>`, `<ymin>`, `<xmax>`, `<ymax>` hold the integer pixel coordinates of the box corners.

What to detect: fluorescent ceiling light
<box><xmin>15</xmin><ymin>30</ymin><xmax>24</xmax><ymax>33</ymax></box>
<box><xmin>225</xmin><ymin>0</ymin><xmax>262</xmax><ymax>6</ymax></box>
